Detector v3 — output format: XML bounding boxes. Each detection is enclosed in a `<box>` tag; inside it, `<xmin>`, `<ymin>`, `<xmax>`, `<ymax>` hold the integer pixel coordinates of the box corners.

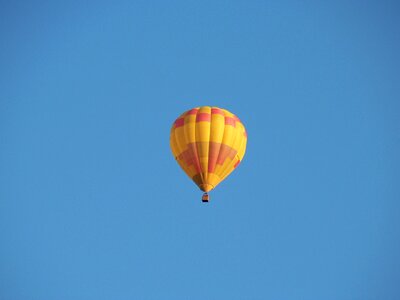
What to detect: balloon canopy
<box><xmin>170</xmin><ymin>106</ymin><xmax>247</xmax><ymax>200</ymax></box>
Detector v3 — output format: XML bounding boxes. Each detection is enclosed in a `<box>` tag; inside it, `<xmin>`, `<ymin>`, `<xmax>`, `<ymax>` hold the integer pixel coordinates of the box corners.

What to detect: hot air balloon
<box><xmin>170</xmin><ymin>106</ymin><xmax>247</xmax><ymax>202</ymax></box>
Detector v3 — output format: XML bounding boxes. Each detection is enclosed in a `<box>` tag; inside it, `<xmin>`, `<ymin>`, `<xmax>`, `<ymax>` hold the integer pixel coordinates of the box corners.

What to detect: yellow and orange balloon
<box><xmin>170</xmin><ymin>106</ymin><xmax>247</xmax><ymax>202</ymax></box>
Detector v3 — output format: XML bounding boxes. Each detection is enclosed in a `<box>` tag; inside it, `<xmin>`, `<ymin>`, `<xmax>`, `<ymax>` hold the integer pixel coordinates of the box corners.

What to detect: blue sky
<box><xmin>1</xmin><ymin>1</ymin><xmax>399</xmax><ymax>299</ymax></box>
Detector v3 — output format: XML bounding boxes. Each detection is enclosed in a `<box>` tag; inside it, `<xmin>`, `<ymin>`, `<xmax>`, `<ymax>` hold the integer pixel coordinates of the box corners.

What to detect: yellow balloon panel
<box><xmin>170</xmin><ymin>106</ymin><xmax>247</xmax><ymax>192</ymax></box>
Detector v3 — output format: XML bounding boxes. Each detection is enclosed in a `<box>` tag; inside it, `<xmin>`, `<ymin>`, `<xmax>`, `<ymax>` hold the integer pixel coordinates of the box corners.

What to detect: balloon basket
<box><xmin>202</xmin><ymin>193</ymin><xmax>210</xmax><ymax>203</ymax></box>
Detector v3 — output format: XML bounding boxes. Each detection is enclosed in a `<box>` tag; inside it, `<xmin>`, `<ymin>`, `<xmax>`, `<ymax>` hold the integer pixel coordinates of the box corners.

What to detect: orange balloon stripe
<box><xmin>188</xmin><ymin>142</ymin><xmax>238</xmax><ymax>182</ymax></box>
<box><xmin>196</xmin><ymin>113</ymin><xmax>211</xmax><ymax>122</ymax></box>
<box><xmin>174</xmin><ymin>112</ymin><xmax>242</xmax><ymax>129</ymax></box>
<box><xmin>234</xmin><ymin>159</ymin><xmax>240</xmax><ymax>168</ymax></box>
<box><xmin>208</xmin><ymin>141</ymin><xmax>221</xmax><ymax>173</ymax></box>
<box><xmin>174</xmin><ymin>118</ymin><xmax>185</xmax><ymax>128</ymax></box>
<box><xmin>211</xmin><ymin>108</ymin><xmax>224</xmax><ymax>115</ymax></box>
<box><xmin>186</xmin><ymin>108</ymin><xmax>199</xmax><ymax>115</ymax></box>
<box><xmin>225</xmin><ymin>117</ymin><xmax>236</xmax><ymax>127</ymax></box>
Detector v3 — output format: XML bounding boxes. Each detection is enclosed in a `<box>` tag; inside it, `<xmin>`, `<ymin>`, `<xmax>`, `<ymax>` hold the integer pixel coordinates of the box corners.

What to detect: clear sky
<box><xmin>1</xmin><ymin>1</ymin><xmax>399</xmax><ymax>299</ymax></box>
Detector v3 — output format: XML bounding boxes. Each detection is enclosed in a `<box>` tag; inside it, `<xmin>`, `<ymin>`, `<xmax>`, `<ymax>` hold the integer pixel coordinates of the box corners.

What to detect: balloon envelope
<box><xmin>170</xmin><ymin>106</ymin><xmax>247</xmax><ymax>192</ymax></box>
